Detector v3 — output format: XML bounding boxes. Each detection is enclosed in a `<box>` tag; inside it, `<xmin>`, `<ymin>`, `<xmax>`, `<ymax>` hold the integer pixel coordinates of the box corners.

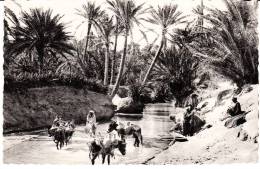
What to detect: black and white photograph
<box><xmin>1</xmin><ymin>0</ymin><xmax>259</xmax><ymax>165</ymax></box>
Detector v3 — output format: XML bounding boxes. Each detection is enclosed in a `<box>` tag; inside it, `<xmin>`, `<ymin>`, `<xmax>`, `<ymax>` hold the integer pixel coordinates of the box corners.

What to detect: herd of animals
<box><xmin>48</xmin><ymin>120</ymin><xmax>75</xmax><ymax>150</ymax></box>
<box><xmin>45</xmin><ymin>96</ymin><xmax>244</xmax><ymax>165</ymax></box>
<box><xmin>46</xmin><ymin>109</ymin><xmax>209</xmax><ymax>164</ymax></box>
<box><xmin>47</xmin><ymin>120</ymin><xmax>143</xmax><ymax>165</ymax></box>
<box><xmin>46</xmin><ymin>95</ymin><xmax>244</xmax><ymax>165</ymax></box>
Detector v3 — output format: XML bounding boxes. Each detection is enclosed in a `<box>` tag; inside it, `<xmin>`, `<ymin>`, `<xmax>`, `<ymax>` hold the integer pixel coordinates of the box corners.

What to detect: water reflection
<box><xmin>113</xmin><ymin>103</ymin><xmax>174</xmax><ymax>138</ymax></box>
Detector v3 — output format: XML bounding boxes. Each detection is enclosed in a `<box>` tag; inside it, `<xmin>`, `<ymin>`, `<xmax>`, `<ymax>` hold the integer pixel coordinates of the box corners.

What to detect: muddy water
<box><xmin>4</xmin><ymin>103</ymin><xmax>175</xmax><ymax>164</ymax></box>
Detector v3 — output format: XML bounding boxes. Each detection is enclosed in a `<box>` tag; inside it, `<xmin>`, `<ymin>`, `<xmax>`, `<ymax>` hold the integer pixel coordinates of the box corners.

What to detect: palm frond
<box><xmin>7</xmin><ymin>8</ymin><xmax>74</xmax><ymax>74</ymax></box>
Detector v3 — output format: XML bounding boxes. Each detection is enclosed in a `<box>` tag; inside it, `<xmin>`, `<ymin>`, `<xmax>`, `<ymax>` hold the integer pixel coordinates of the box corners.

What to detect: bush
<box><xmin>149</xmin><ymin>82</ymin><xmax>173</xmax><ymax>103</ymax></box>
<box><xmin>151</xmin><ymin>46</ymin><xmax>199</xmax><ymax>106</ymax></box>
<box><xmin>128</xmin><ymin>83</ymin><xmax>151</xmax><ymax>104</ymax></box>
<box><xmin>4</xmin><ymin>72</ymin><xmax>108</xmax><ymax>94</ymax></box>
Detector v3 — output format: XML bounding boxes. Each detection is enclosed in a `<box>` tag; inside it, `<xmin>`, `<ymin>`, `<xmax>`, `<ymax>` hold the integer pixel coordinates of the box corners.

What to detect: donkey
<box><xmin>108</xmin><ymin>121</ymin><xmax>143</xmax><ymax>147</ymax></box>
<box><xmin>89</xmin><ymin>139</ymin><xmax>126</xmax><ymax>165</ymax></box>
<box><xmin>48</xmin><ymin>127</ymin><xmax>66</xmax><ymax>150</ymax></box>
<box><xmin>64</xmin><ymin>127</ymin><xmax>75</xmax><ymax>146</ymax></box>
<box><xmin>53</xmin><ymin>129</ymin><xmax>65</xmax><ymax>150</ymax></box>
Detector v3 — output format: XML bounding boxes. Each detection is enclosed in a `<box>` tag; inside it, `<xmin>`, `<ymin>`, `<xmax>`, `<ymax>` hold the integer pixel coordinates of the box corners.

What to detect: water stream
<box><xmin>4</xmin><ymin>103</ymin><xmax>176</xmax><ymax>164</ymax></box>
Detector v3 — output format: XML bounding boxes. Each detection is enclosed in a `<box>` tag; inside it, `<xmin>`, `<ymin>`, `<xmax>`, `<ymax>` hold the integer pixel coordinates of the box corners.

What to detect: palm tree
<box><xmin>4</xmin><ymin>7</ymin><xmax>19</xmax><ymax>43</ymax></box>
<box><xmin>7</xmin><ymin>8</ymin><xmax>74</xmax><ymax>74</ymax></box>
<box><xmin>152</xmin><ymin>46</ymin><xmax>199</xmax><ymax>106</ymax></box>
<box><xmin>4</xmin><ymin>7</ymin><xmax>19</xmax><ymax>68</ymax></box>
<box><xmin>76</xmin><ymin>2</ymin><xmax>105</xmax><ymax>61</ymax></box>
<box><xmin>192</xmin><ymin>0</ymin><xmax>205</xmax><ymax>30</ymax></box>
<box><xmin>94</xmin><ymin>14</ymin><xmax>115</xmax><ymax>85</ymax></box>
<box><xmin>141</xmin><ymin>4</ymin><xmax>185</xmax><ymax>86</ymax></box>
<box><xmin>110</xmin><ymin>18</ymin><xmax>124</xmax><ymax>85</ymax></box>
<box><xmin>107</xmin><ymin>0</ymin><xmax>147</xmax><ymax>98</ymax></box>
<box><xmin>190</xmin><ymin>0</ymin><xmax>258</xmax><ymax>87</ymax></box>
<box><xmin>110</xmin><ymin>19</ymin><xmax>119</xmax><ymax>86</ymax></box>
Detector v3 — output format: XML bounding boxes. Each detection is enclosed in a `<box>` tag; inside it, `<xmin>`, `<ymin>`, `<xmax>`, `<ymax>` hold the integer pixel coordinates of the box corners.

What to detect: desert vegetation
<box><xmin>4</xmin><ymin>0</ymin><xmax>258</xmax><ymax>105</ymax></box>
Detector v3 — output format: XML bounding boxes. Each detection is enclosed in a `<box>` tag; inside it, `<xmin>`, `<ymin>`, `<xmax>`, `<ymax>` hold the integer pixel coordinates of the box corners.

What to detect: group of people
<box><xmin>85</xmin><ymin>110</ymin><xmax>125</xmax><ymax>143</ymax></box>
<box><xmin>49</xmin><ymin>115</ymin><xmax>76</xmax><ymax>138</ymax></box>
<box><xmin>52</xmin><ymin>115</ymin><xmax>75</xmax><ymax>130</ymax></box>
<box><xmin>50</xmin><ymin>110</ymin><xmax>122</xmax><ymax>143</ymax></box>
<box><xmin>170</xmin><ymin>93</ymin><xmax>243</xmax><ymax>138</ymax></box>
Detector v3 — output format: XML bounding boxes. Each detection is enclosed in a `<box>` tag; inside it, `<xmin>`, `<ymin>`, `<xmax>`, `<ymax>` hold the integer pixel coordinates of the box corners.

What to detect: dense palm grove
<box><xmin>3</xmin><ymin>0</ymin><xmax>259</xmax><ymax>106</ymax></box>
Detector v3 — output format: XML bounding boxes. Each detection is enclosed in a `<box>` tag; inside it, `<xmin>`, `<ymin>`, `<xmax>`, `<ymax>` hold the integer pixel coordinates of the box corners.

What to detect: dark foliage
<box><xmin>189</xmin><ymin>0</ymin><xmax>258</xmax><ymax>87</ymax></box>
<box><xmin>4</xmin><ymin>73</ymin><xmax>108</xmax><ymax>94</ymax></box>
<box><xmin>151</xmin><ymin>46</ymin><xmax>199</xmax><ymax>106</ymax></box>
<box><xmin>6</xmin><ymin>8</ymin><xmax>74</xmax><ymax>73</ymax></box>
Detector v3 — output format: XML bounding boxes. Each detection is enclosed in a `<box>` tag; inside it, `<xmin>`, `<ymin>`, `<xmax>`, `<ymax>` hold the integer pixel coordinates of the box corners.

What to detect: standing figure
<box><xmin>183</xmin><ymin>105</ymin><xmax>195</xmax><ymax>136</ymax></box>
<box><xmin>86</xmin><ymin>110</ymin><xmax>97</xmax><ymax>137</ymax></box>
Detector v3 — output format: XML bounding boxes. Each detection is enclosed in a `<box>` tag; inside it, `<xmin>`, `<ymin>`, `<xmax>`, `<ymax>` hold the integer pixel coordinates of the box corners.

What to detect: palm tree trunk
<box><xmin>104</xmin><ymin>42</ymin><xmax>110</xmax><ymax>85</ymax></box>
<box><xmin>110</xmin><ymin>31</ymin><xmax>118</xmax><ymax>85</ymax></box>
<box><xmin>142</xmin><ymin>36</ymin><xmax>164</xmax><ymax>86</ymax></box>
<box><xmin>110</xmin><ymin>29</ymin><xmax>128</xmax><ymax>98</ymax></box>
<box><xmin>84</xmin><ymin>22</ymin><xmax>92</xmax><ymax>63</ymax></box>
<box><xmin>163</xmin><ymin>36</ymin><xmax>167</xmax><ymax>52</ymax></box>
<box><xmin>36</xmin><ymin>46</ymin><xmax>44</xmax><ymax>74</ymax></box>
<box><xmin>200</xmin><ymin>0</ymin><xmax>204</xmax><ymax>28</ymax></box>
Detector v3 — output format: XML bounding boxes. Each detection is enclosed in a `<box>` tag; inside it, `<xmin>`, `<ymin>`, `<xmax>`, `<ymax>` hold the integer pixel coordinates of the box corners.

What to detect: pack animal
<box><xmin>108</xmin><ymin>121</ymin><xmax>143</xmax><ymax>147</ymax></box>
<box><xmin>89</xmin><ymin>139</ymin><xmax>126</xmax><ymax>165</ymax></box>
<box><xmin>48</xmin><ymin>125</ymin><xmax>74</xmax><ymax>149</ymax></box>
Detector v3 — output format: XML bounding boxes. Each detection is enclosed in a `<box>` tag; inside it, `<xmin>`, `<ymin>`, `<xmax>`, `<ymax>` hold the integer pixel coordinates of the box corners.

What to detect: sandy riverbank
<box><xmin>148</xmin><ymin>83</ymin><xmax>259</xmax><ymax>164</ymax></box>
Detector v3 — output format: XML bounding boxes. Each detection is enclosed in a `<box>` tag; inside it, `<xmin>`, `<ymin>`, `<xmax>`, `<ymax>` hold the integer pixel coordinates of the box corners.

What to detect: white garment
<box><xmin>87</xmin><ymin>114</ymin><xmax>96</xmax><ymax>124</ymax></box>
<box><xmin>103</xmin><ymin>130</ymin><xmax>119</xmax><ymax>143</ymax></box>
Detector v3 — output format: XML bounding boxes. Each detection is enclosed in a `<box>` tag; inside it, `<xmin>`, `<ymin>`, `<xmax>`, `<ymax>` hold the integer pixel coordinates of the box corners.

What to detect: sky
<box><xmin>5</xmin><ymin>0</ymin><xmax>228</xmax><ymax>50</ymax></box>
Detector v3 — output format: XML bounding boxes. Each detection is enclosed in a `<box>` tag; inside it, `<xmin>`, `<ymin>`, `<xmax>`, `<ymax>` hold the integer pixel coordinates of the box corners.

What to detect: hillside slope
<box><xmin>149</xmin><ymin>83</ymin><xmax>259</xmax><ymax>164</ymax></box>
<box><xmin>3</xmin><ymin>86</ymin><xmax>114</xmax><ymax>133</ymax></box>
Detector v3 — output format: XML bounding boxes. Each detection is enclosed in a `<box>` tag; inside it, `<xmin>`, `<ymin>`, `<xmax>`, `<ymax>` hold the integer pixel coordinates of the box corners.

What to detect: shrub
<box><xmin>151</xmin><ymin>46</ymin><xmax>199</xmax><ymax>106</ymax></box>
<box><xmin>4</xmin><ymin>72</ymin><xmax>108</xmax><ymax>94</ymax></box>
<box><xmin>128</xmin><ymin>83</ymin><xmax>151</xmax><ymax>103</ymax></box>
<box><xmin>151</xmin><ymin>82</ymin><xmax>173</xmax><ymax>103</ymax></box>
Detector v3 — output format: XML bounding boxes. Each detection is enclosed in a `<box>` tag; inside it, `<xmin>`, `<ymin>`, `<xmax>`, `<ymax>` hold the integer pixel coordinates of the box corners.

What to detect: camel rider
<box><xmin>227</xmin><ymin>97</ymin><xmax>242</xmax><ymax>116</ymax></box>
